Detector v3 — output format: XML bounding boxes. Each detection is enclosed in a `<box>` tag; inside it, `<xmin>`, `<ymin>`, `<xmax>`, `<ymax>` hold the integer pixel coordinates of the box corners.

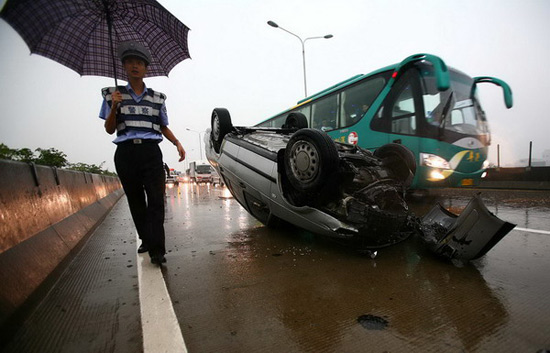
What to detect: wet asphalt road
<box><xmin>162</xmin><ymin>183</ymin><xmax>550</xmax><ymax>353</ymax></box>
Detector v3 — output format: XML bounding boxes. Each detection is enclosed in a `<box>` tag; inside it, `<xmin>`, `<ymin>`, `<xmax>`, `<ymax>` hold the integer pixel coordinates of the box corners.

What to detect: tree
<box><xmin>35</xmin><ymin>148</ymin><xmax>68</xmax><ymax>168</ymax></box>
<box><xmin>0</xmin><ymin>142</ymin><xmax>116</xmax><ymax>175</ymax></box>
<box><xmin>69</xmin><ymin>162</ymin><xmax>104</xmax><ymax>174</ymax></box>
<box><xmin>68</xmin><ymin>161</ymin><xmax>117</xmax><ymax>176</ymax></box>
<box><xmin>0</xmin><ymin>143</ymin><xmax>16</xmax><ymax>160</ymax></box>
<box><xmin>15</xmin><ymin>148</ymin><xmax>35</xmax><ymax>163</ymax></box>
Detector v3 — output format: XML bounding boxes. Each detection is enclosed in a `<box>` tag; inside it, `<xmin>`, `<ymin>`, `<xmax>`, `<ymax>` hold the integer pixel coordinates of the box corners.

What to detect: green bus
<box><xmin>256</xmin><ymin>53</ymin><xmax>513</xmax><ymax>189</ymax></box>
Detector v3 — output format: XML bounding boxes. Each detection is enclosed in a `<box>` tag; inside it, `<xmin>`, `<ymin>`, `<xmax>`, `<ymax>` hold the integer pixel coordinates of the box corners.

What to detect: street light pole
<box><xmin>186</xmin><ymin>128</ymin><xmax>204</xmax><ymax>161</ymax></box>
<box><xmin>267</xmin><ymin>20</ymin><xmax>333</xmax><ymax>97</ymax></box>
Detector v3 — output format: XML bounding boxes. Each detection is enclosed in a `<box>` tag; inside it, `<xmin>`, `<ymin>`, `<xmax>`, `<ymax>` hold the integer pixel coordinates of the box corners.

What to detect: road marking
<box><xmin>136</xmin><ymin>234</ymin><xmax>188</xmax><ymax>353</ymax></box>
<box><xmin>514</xmin><ymin>227</ymin><xmax>550</xmax><ymax>235</ymax></box>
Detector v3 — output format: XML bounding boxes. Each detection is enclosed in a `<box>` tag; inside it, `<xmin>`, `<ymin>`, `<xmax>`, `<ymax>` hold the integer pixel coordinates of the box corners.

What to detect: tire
<box><xmin>282</xmin><ymin>112</ymin><xmax>308</xmax><ymax>129</ymax></box>
<box><xmin>374</xmin><ymin>143</ymin><xmax>416</xmax><ymax>187</ymax></box>
<box><xmin>284</xmin><ymin>128</ymin><xmax>339</xmax><ymax>192</ymax></box>
<box><xmin>211</xmin><ymin>108</ymin><xmax>233</xmax><ymax>153</ymax></box>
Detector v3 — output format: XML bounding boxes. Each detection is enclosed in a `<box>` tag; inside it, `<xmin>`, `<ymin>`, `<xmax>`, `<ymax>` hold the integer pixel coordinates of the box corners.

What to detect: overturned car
<box><xmin>205</xmin><ymin>108</ymin><xmax>515</xmax><ymax>262</ymax></box>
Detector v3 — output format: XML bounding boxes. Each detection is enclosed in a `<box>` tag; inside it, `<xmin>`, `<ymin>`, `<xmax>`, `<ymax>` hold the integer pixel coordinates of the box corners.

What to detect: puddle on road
<box><xmin>224</xmin><ymin>225</ymin><xmax>324</xmax><ymax>258</ymax></box>
<box><xmin>357</xmin><ymin>314</ymin><xmax>389</xmax><ymax>330</ymax></box>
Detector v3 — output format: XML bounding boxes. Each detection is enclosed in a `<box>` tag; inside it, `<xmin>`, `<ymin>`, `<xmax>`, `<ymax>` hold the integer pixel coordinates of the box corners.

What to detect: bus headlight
<box><xmin>482</xmin><ymin>159</ymin><xmax>490</xmax><ymax>169</ymax></box>
<box><xmin>429</xmin><ymin>170</ymin><xmax>446</xmax><ymax>180</ymax></box>
<box><xmin>420</xmin><ymin>153</ymin><xmax>450</xmax><ymax>169</ymax></box>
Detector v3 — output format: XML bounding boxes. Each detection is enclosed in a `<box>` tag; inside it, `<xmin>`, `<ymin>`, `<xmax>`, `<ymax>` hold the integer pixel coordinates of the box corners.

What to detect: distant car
<box><xmin>165</xmin><ymin>175</ymin><xmax>178</xmax><ymax>188</ymax></box>
<box><xmin>206</xmin><ymin>108</ymin><xmax>515</xmax><ymax>261</ymax></box>
<box><xmin>179</xmin><ymin>174</ymin><xmax>190</xmax><ymax>183</ymax></box>
<box><xmin>189</xmin><ymin>161</ymin><xmax>213</xmax><ymax>184</ymax></box>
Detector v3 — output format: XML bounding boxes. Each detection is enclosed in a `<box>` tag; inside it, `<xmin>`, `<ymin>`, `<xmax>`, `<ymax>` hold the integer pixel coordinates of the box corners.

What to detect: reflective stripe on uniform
<box><xmin>103</xmin><ymin>87</ymin><xmax>165</xmax><ymax>105</ymax></box>
<box><xmin>143</xmin><ymin>92</ymin><xmax>165</xmax><ymax>104</ymax></box>
<box><xmin>104</xmin><ymin>93</ymin><xmax>164</xmax><ymax>105</ymax></box>
<box><xmin>117</xmin><ymin>121</ymin><xmax>161</xmax><ymax>132</ymax></box>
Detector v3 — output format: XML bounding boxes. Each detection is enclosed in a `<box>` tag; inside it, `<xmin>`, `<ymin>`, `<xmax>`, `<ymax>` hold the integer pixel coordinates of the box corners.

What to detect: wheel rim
<box><xmin>289</xmin><ymin>140</ymin><xmax>319</xmax><ymax>183</ymax></box>
<box><xmin>212</xmin><ymin>113</ymin><xmax>220</xmax><ymax>140</ymax></box>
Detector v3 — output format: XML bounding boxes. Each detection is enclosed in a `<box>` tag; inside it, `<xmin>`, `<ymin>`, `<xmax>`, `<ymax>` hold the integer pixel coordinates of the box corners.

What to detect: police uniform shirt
<box><xmin>99</xmin><ymin>83</ymin><xmax>169</xmax><ymax>144</ymax></box>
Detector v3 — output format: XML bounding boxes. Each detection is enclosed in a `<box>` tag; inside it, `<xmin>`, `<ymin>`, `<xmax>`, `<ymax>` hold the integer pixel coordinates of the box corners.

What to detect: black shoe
<box><xmin>151</xmin><ymin>254</ymin><xmax>167</xmax><ymax>265</ymax></box>
<box><xmin>138</xmin><ymin>243</ymin><xmax>149</xmax><ymax>254</ymax></box>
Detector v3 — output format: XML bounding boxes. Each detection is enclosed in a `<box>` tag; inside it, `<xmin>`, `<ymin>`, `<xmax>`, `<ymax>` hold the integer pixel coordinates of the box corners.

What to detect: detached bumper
<box><xmin>420</xmin><ymin>193</ymin><xmax>516</xmax><ymax>261</ymax></box>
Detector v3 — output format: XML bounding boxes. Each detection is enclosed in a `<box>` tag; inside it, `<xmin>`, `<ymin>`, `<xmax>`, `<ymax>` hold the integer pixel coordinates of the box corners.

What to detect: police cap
<box><xmin>118</xmin><ymin>41</ymin><xmax>152</xmax><ymax>66</ymax></box>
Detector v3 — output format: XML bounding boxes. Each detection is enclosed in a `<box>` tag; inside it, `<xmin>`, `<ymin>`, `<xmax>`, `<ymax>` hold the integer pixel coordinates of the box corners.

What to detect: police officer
<box><xmin>99</xmin><ymin>41</ymin><xmax>185</xmax><ymax>265</ymax></box>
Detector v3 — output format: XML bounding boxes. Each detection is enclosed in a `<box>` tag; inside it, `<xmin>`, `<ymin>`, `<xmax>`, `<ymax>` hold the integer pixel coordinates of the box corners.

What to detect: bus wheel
<box><xmin>282</xmin><ymin>112</ymin><xmax>308</xmax><ymax>129</ymax></box>
<box><xmin>374</xmin><ymin>143</ymin><xmax>417</xmax><ymax>187</ymax></box>
<box><xmin>284</xmin><ymin>128</ymin><xmax>339</xmax><ymax>192</ymax></box>
<box><xmin>211</xmin><ymin>108</ymin><xmax>233</xmax><ymax>153</ymax></box>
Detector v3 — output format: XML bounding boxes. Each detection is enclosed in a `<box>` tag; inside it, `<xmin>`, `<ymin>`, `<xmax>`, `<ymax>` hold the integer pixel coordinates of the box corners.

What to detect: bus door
<box><xmin>371</xmin><ymin>69</ymin><xmax>423</xmax><ymax>161</ymax></box>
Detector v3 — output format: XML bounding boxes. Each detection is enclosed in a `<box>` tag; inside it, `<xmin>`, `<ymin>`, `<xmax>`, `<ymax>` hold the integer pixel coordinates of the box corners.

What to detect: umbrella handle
<box><xmin>103</xmin><ymin>0</ymin><xmax>118</xmax><ymax>87</ymax></box>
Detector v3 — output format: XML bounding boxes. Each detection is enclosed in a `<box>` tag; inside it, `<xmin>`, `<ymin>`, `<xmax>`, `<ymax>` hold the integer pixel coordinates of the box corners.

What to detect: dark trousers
<box><xmin>114</xmin><ymin>142</ymin><xmax>166</xmax><ymax>255</ymax></box>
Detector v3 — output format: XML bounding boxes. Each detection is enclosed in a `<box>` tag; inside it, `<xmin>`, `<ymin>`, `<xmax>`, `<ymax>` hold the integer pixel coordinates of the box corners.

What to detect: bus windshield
<box><xmin>420</xmin><ymin>65</ymin><xmax>489</xmax><ymax>138</ymax></box>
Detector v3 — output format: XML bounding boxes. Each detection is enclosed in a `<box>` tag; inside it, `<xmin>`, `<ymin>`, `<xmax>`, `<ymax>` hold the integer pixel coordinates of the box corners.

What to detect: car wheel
<box><xmin>282</xmin><ymin>112</ymin><xmax>308</xmax><ymax>129</ymax></box>
<box><xmin>284</xmin><ymin>128</ymin><xmax>339</xmax><ymax>192</ymax></box>
<box><xmin>211</xmin><ymin>108</ymin><xmax>233</xmax><ymax>153</ymax></box>
<box><xmin>374</xmin><ymin>143</ymin><xmax>416</xmax><ymax>187</ymax></box>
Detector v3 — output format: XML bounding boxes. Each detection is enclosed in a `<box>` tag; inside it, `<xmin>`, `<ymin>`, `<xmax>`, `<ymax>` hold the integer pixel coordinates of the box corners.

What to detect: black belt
<box><xmin>118</xmin><ymin>139</ymin><xmax>160</xmax><ymax>145</ymax></box>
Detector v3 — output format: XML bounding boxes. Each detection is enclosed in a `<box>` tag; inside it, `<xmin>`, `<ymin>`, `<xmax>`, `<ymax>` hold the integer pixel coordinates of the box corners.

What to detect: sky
<box><xmin>1</xmin><ymin>0</ymin><xmax>549</xmax><ymax>172</ymax></box>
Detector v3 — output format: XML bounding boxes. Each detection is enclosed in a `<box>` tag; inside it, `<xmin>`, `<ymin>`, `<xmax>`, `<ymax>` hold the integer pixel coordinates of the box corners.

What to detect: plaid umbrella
<box><xmin>1</xmin><ymin>0</ymin><xmax>190</xmax><ymax>86</ymax></box>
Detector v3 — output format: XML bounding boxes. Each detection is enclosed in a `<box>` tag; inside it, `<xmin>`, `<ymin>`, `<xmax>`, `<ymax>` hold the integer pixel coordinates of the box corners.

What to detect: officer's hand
<box><xmin>176</xmin><ymin>142</ymin><xmax>186</xmax><ymax>162</ymax></box>
<box><xmin>111</xmin><ymin>91</ymin><xmax>122</xmax><ymax>110</ymax></box>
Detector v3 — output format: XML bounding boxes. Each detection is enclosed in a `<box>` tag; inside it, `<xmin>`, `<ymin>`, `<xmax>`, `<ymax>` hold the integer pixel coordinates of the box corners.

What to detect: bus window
<box><xmin>257</xmin><ymin>119</ymin><xmax>273</xmax><ymax>127</ymax></box>
<box><xmin>267</xmin><ymin>106</ymin><xmax>312</xmax><ymax>128</ymax></box>
<box><xmin>421</xmin><ymin>68</ymin><xmax>489</xmax><ymax>136</ymax></box>
<box><xmin>372</xmin><ymin>70</ymin><xmax>419</xmax><ymax>136</ymax></box>
<box><xmin>451</xmin><ymin>109</ymin><xmax>464</xmax><ymax>125</ymax></box>
<box><xmin>423</xmin><ymin>92</ymin><xmax>441</xmax><ymax>125</ymax></box>
<box><xmin>271</xmin><ymin>115</ymin><xmax>286</xmax><ymax>128</ymax></box>
<box><xmin>311</xmin><ymin>94</ymin><xmax>339</xmax><ymax>131</ymax></box>
<box><xmin>390</xmin><ymin>85</ymin><xmax>417</xmax><ymax>135</ymax></box>
<box><xmin>448</xmin><ymin>99</ymin><xmax>481</xmax><ymax>134</ymax></box>
<box><xmin>294</xmin><ymin>105</ymin><xmax>311</xmax><ymax>126</ymax></box>
<box><xmin>339</xmin><ymin>77</ymin><xmax>387</xmax><ymax>128</ymax></box>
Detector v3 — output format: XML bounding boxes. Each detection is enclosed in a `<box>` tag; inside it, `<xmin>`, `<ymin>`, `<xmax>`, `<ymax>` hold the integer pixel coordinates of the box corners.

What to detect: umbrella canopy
<box><xmin>0</xmin><ymin>0</ymin><xmax>190</xmax><ymax>82</ymax></box>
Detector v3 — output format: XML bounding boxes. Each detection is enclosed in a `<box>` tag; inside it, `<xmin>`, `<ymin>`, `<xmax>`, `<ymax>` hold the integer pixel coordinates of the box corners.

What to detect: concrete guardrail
<box><xmin>0</xmin><ymin>160</ymin><xmax>123</xmax><ymax>327</ymax></box>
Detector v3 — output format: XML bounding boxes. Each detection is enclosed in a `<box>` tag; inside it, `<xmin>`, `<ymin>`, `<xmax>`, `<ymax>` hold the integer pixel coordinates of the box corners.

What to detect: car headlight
<box><xmin>420</xmin><ymin>153</ymin><xmax>450</xmax><ymax>169</ymax></box>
